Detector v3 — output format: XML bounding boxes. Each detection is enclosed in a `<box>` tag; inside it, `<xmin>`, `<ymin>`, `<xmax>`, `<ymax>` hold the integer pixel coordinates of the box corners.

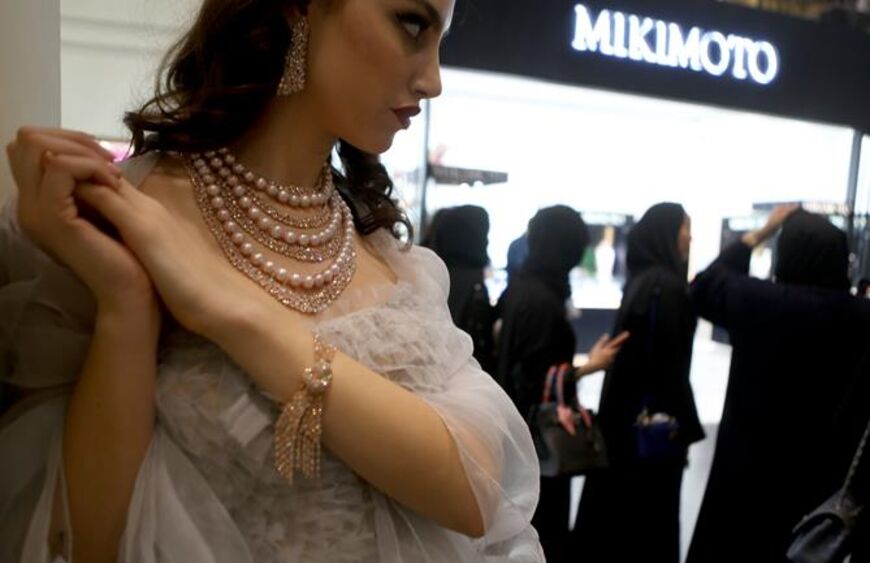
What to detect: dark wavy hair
<box><xmin>124</xmin><ymin>0</ymin><xmax>411</xmax><ymax>240</ymax></box>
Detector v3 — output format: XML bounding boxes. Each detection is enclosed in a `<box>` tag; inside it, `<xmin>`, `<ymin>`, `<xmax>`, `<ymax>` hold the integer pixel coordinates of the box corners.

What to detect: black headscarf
<box><xmin>774</xmin><ymin>209</ymin><xmax>850</xmax><ymax>292</ymax></box>
<box><xmin>427</xmin><ymin>205</ymin><xmax>490</xmax><ymax>269</ymax></box>
<box><xmin>519</xmin><ymin>205</ymin><xmax>589</xmax><ymax>301</ymax></box>
<box><xmin>615</xmin><ymin>203</ymin><xmax>689</xmax><ymax>327</ymax></box>
<box><xmin>626</xmin><ymin>202</ymin><xmax>688</xmax><ymax>283</ymax></box>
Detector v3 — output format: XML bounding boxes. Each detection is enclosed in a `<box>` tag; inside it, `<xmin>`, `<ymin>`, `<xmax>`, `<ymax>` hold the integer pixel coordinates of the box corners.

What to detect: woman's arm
<box><xmin>6</xmin><ymin>126</ymin><xmax>163</xmax><ymax>562</ymax></box>
<box><xmin>209</xmin><ymin>306</ymin><xmax>487</xmax><ymax>538</ymax></box>
<box><xmin>63</xmin><ymin>299</ymin><xmax>160</xmax><ymax>563</ymax></box>
<box><xmin>690</xmin><ymin>204</ymin><xmax>798</xmax><ymax>328</ymax></box>
<box><xmin>574</xmin><ymin>331</ymin><xmax>629</xmax><ymax>380</ymax></box>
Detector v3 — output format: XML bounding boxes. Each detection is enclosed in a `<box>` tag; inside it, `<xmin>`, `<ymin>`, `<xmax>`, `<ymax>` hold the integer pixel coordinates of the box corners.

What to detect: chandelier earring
<box><xmin>277</xmin><ymin>17</ymin><xmax>309</xmax><ymax>97</ymax></box>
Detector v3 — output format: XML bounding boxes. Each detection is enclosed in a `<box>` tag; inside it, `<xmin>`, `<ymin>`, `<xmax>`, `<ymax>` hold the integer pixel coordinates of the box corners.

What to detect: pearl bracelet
<box><xmin>274</xmin><ymin>333</ymin><xmax>336</xmax><ymax>483</ymax></box>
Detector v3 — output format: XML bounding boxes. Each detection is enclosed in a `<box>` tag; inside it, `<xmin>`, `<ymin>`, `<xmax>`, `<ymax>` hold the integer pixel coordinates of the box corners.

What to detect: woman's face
<box><xmin>677</xmin><ymin>215</ymin><xmax>692</xmax><ymax>262</ymax></box>
<box><xmin>305</xmin><ymin>0</ymin><xmax>453</xmax><ymax>153</ymax></box>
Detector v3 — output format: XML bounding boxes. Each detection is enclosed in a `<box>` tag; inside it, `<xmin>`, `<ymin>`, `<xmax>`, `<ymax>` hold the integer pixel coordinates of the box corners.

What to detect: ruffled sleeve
<box><xmin>0</xmin><ymin>196</ymin><xmax>95</xmax><ymax>562</ymax></box>
<box><xmin>410</xmin><ymin>247</ymin><xmax>542</xmax><ymax>561</ymax></box>
<box><xmin>0</xmin><ymin>198</ymin><xmax>96</xmax><ymax>391</ymax></box>
<box><xmin>317</xmin><ymin>238</ymin><xmax>544</xmax><ymax>561</ymax></box>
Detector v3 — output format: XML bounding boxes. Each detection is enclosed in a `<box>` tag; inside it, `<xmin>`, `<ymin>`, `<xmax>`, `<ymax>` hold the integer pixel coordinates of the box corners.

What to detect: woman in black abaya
<box><xmin>686</xmin><ymin>206</ymin><xmax>870</xmax><ymax>563</ymax></box>
<box><xmin>425</xmin><ymin>205</ymin><xmax>496</xmax><ymax>374</ymax></box>
<box><xmin>572</xmin><ymin>203</ymin><xmax>704</xmax><ymax>563</ymax></box>
<box><xmin>497</xmin><ymin>205</ymin><xmax>626</xmax><ymax>563</ymax></box>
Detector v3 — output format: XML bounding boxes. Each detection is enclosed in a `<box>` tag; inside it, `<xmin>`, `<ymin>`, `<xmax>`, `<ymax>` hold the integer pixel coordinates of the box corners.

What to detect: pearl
<box><xmin>217</xmin><ymin>148</ymin><xmax>228</xmax><ymax>154</ymax></box>
<box><xmin>189</xmin><ymin>150</ymin><xmax>353</xmax><ymax>312</ymax></box>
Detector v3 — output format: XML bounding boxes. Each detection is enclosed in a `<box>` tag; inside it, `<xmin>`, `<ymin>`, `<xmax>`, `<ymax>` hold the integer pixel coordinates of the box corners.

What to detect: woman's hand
<box><xmin>577</xmin><ymin>330</ymin><xmax>630</xmax><ymax>378</ymax></box>
<box><xmin>72</xmin><ymin>172</ymin><xmax>277</xmax><ymax>338</ymax></box>
<box><xmin>742</xmin><ymin>203</ymin><xmax>800</xmax><ymax>248</ymax></box>
<box><xmin>5</xmin><ymin>127</ymin><xmax>156</xmax><ymax>312</ymax></box>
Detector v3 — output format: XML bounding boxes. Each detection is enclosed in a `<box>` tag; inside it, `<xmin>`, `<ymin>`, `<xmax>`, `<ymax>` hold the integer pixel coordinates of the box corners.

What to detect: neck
<box><xmin>232</xmin><ymin>96</ymin><xmax>335</xmax><ymax>188</ymax></box>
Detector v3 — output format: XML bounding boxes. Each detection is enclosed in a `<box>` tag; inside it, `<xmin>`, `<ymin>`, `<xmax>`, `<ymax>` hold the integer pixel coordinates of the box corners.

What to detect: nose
<box><xmin>413</xmin><ymin>49</ymin><xmax>443</xmax><ymax>100</ymax></box>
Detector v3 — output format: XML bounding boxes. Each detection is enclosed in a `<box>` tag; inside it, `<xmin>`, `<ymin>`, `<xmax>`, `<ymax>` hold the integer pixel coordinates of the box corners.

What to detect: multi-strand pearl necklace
<box><xmin>186</xmin><ymin>148</ymin><xmax>357</xmax><ymax>314</ymax></box>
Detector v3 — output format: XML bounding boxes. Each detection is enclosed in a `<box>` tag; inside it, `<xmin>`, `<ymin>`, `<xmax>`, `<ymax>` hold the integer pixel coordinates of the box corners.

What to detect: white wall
<box><xmin>60</xmin><ymin>0</ymin><xmax>201</xmax><ymax>139</ymax></box>
<box><xmin>0</xmin><ymin>0</ymin><xmax>62</xmax><ymax>203</ymax></box>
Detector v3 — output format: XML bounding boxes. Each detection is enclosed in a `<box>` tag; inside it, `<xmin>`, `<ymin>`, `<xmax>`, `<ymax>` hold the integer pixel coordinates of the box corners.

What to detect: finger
<box><xmin>595</xmin><ymin>333</ymin><xmax>610</xmax><ymax>346</ymax></box>
<box><xmin>610</xmin><ymin>331</ymin><xmax>630</xmax><ymax>347</ymax></box>
<box><xmin>28</xmin><ymin>134</ymin><xmax>123</xmax><ymax>173</ymax></box>
<box><xmin>74</xmin><ymin>182</ymin><xmax>133</xmax><ymax>232</ymax></box>
<box><xmin>17</xmin><ymin>126</ymin><xmax>116</xmax><ymax>161</ymax></box>
<box><xmin>43</xmin><ymin>153</ymin><xmax>121</xmax><ymax>193</ymax></box>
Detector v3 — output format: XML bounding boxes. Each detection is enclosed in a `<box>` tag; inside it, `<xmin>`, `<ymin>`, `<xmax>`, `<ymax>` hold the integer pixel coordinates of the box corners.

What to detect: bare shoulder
<box><xmin>137</xmin><ymin>154</ymin><xmax>192</xmax><ymax>201</ymax></box>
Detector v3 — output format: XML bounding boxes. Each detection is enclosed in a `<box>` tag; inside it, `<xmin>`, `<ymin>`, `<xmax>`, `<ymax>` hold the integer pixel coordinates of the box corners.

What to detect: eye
<box><xmin>398</xmin><ymin>13</ymin><xmax>430</xmax><ymax>40</ymax></box>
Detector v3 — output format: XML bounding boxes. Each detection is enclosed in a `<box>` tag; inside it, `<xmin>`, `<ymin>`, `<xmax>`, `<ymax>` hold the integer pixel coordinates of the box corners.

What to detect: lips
<box><xmin>392</xmin><ymin>106</ymin><xmax>421</xmax><ymax>129</ymax></box>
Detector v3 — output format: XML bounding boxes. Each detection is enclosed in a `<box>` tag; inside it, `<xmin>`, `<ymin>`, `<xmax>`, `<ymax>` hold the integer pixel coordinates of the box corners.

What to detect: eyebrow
<box><xmin>409</xmin><ymin>0</ymin><xmax>451</xmax><ymax>34</ymax></box>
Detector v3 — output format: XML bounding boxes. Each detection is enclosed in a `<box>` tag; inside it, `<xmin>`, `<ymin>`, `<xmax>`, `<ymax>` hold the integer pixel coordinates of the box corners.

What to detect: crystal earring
<box><xmin>277</xmin><ymin>17</ymin><xmax>309</xmax><ymax>97</ymax></box>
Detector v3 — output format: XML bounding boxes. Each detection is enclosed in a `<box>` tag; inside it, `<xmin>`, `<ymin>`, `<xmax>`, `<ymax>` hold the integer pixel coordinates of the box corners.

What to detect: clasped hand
<box><xmin>6</xmin><ymin>127</ymin><xmax>273</xmax><ymax>338</ymax></box>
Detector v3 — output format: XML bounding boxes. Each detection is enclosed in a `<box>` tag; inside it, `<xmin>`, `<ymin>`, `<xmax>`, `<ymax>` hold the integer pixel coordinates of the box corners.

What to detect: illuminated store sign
<box><xmin>572</xmin><ymin>4</ymin><xmax>780</xmax><ymax>85</ymax></box>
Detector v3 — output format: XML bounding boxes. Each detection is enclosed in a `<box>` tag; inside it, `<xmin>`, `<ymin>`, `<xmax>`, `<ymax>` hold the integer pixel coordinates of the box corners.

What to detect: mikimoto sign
<box><xmin>571</xmin><ymin>4</ymin><xmax>780</xmax><ymax>86</ymax></box>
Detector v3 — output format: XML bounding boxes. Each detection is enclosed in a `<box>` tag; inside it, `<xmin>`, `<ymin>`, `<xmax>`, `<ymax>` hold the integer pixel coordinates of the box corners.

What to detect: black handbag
<box><xmin>787</xmin><ymin>418</ymin><xmax>869</xmax><ymax>563</ymax></box>
<box><xmin>528</xmin><ymin>363</ymin><xmax>609</xmax><ymax>477</ymax></box>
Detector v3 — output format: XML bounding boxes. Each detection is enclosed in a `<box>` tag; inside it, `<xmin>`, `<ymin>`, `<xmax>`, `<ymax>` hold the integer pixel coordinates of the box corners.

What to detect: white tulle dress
<box><xmin>0</xmin><ymin>154</ymin><xmax>544</xmax><ymax>563</ymax></box>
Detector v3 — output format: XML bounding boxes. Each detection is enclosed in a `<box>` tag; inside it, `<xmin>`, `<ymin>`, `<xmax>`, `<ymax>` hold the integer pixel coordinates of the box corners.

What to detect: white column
<box><xmin>0</xmin><ymin>0</ymin><xmax>62</xmax><ymax>204</ymax></box>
